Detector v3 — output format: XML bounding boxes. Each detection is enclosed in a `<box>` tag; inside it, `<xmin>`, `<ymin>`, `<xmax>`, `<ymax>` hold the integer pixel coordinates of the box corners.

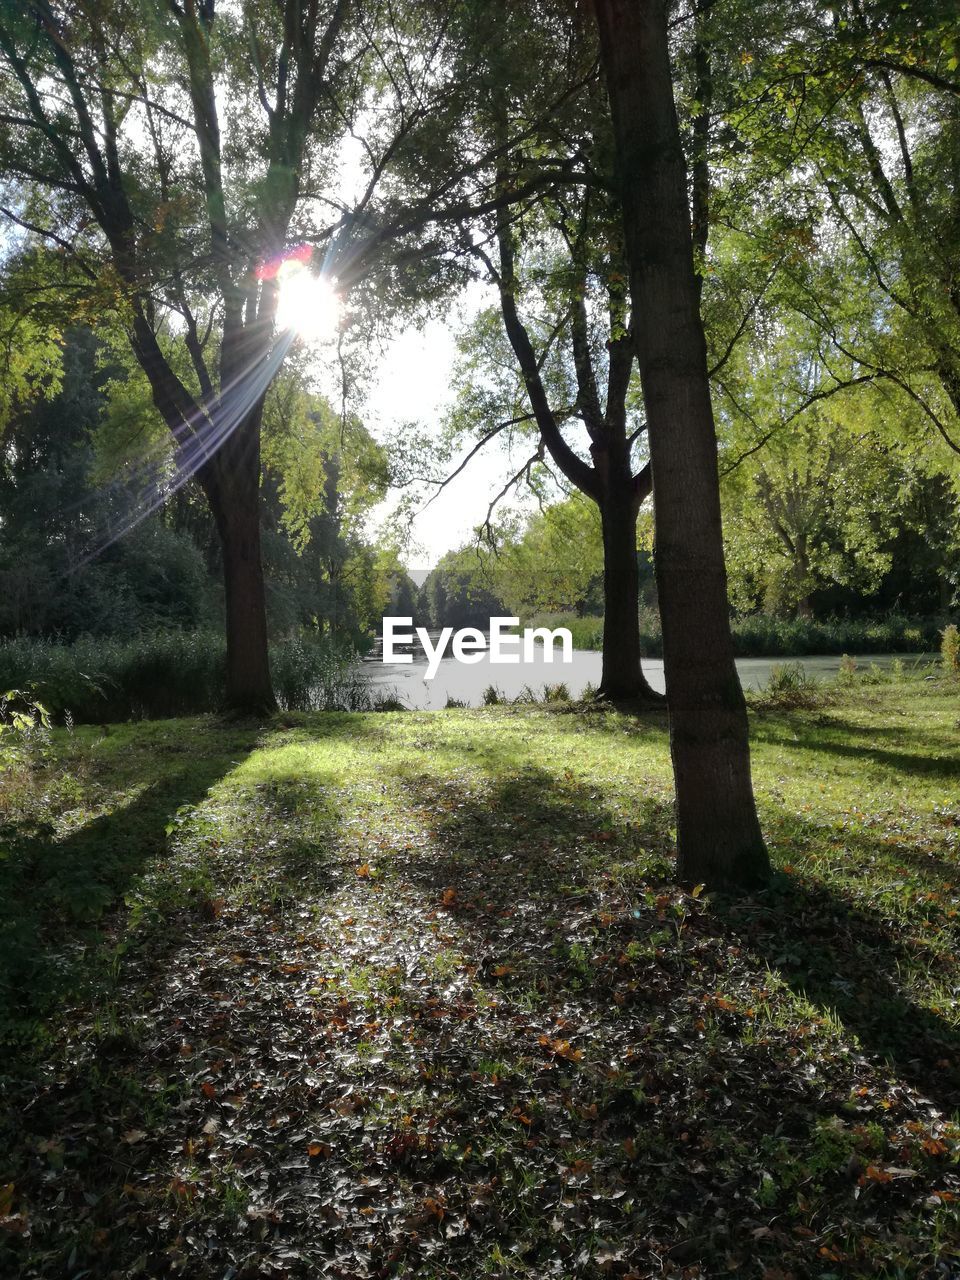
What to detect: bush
<box><xmin>755</xmin><ymin>662</ymin><xmax>828</xmax><ymax>709</ymax></box>
<box><xmin>0</xmin><ymin>688</ymin><xmax>52</xmax><ymax>766</ymax></box>
<box><xmin>522</xmin><ymin>610</ymin><xmax>945</xmax><ymax>659</ymax></box>
<box><xmin>942</xmin><ymin>624</ymin><xmax>960</xmax><ymax>676</ymax></box>
<box><xmin>0</xmin><ymin>630</ymin><xmax>376</xmax><ymax>722</ymax></box>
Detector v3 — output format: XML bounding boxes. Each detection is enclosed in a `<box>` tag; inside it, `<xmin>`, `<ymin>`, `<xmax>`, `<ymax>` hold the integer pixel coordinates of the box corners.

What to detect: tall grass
<box><xmin>524</xmin><ymin>610</ymin><xmax>946</xmax><ymax>658</ymax></box>
<box><xmin>0</xmin><ymin>630</ymin><xmax>379</xmax><ymax>722</ymax></box>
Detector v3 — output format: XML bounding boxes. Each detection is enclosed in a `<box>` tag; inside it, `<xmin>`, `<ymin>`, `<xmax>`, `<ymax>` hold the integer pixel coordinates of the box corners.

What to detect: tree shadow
<box><xmin>389</xmin><ymin>757</ymin><xmax>960</xmax><ymax>1113</ymax></box>
<box><xmin>716</xmin><ymin>821</ymin><xmax>960</xmax><ymax>1112</ymax></box>
<box><xmin>357</xmin><ymin>759</ymin><xmax>960</xmax><ymax>1270</ymax></box>
<box><xmin>0</xmin><ymin>718</ymin><xmax>263</xmax><ymax>1064</ymax></box>
<box><xmin>750</xmin><ymin>709</ymin><xmax>960</xmax><ymax>781</ymax></box>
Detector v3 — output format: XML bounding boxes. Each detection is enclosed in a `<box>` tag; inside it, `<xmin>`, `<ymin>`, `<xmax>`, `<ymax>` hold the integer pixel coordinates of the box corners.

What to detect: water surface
<box><xmin>362</xmin><ymin>633</ymin><xmax>927</xmax><ymax>709</ymax></box>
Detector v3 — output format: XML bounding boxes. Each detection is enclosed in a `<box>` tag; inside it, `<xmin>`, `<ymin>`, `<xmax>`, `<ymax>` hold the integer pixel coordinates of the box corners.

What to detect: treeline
<box><xmin>403</xmin><ymin>486</ymin><xmax>952</xmax><ymax>650</ymax></box>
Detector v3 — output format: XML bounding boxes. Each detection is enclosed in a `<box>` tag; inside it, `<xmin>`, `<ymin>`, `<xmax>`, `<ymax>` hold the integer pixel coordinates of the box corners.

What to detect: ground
<box><xmin>1</xmin><ymin>680</ymin><xmax>959</xmax><ymax>1279</ymax></box>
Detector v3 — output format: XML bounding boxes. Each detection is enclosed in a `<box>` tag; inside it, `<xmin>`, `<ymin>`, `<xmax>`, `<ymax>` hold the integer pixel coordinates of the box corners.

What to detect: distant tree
<box><xmin>422</xmin><ymin>547</ymin><xmax>507</xmax><ymax>631</ymax></box>
<box><xmin>722</xmin><ymin>414</ymin><xmax>905</xmax><ymax>617</ymax></box>
<box><xmin>258</xmin><ymin>374</ymin><xmax>392</xmax><ymax>639</ymax></box>
<box><xmin>487</xmin><ymin>494</ymin><xmax>604</xmax><ymax>620</ymax></box>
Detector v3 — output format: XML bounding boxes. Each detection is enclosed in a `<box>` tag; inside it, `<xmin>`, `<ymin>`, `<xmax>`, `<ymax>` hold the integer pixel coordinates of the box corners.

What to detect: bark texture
<box><xmin>202</xmin><ymin>404</ymin><xmax>275</xmax><ymax>714</ymax></box>
<box><xmin>592</xmin><ymin>0</ymin><xmax>770</xmax><ymax>889</ymax></box>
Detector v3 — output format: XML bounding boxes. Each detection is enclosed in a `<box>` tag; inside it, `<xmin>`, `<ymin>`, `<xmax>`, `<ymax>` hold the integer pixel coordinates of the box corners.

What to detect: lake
<box><xmin>361</xmin><ymin>633</ymin><xmax>928</xmax><ymax>709</ymax></box>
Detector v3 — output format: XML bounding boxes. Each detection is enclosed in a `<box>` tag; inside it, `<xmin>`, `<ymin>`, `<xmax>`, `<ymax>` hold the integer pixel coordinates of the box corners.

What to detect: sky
<box><xmin>353</xmin><ymin>304</ymin><xmax>539</xmax><ymax>573</ymax></box>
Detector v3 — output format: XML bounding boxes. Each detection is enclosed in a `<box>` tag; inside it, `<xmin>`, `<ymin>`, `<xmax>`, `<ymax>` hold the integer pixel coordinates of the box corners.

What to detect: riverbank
<box><xmin>527</xmin><ymin>610</ymin><xmax>947</xmax><ymax>657</ymax></box>
<box><xmin>365</xmin><ymin>641</ymin><xmax>935</xmax><ymax>708</ymax></box>
<box><xmin>2</xmin><ymin>678</ymin><xmax>959</xmax><ymax>1277</ymax></box>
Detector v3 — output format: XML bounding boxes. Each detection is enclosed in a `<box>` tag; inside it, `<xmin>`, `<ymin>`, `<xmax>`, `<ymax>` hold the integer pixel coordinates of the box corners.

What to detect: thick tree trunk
<box><xmin>203</xmin><ymin>403</ymin><xmax>276</xmax><ymax>715</ymax></box>
<box><xmin>592</xmin><ymin>0</ymin><xmax>769</xmax><ymax>890</ymax></box>
<box><xmin>597</xmin><ymin>470</ymin><xmax>660</xmax><ymax>702</ymax></box>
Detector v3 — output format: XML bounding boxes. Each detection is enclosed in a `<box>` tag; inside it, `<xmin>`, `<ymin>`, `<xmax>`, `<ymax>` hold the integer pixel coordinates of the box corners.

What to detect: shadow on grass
<box><xmin>750</xmin><ymin>709</ymin><xmax>960</xmax><ymax>780</ymax></box>
<box><xmin>0</xmin><ymin>719</ymin><xmax>263</xmax><ymax>1064</ymax></box>
<box><xmin>389</xmin><ymin>756</ymin><xmax>960</xmax><ymax>1115</ymax></box>
<box><xmin>718</xmin><ymin>845</ymin><xmax>960</xmax><ymax>1111</ymax></box>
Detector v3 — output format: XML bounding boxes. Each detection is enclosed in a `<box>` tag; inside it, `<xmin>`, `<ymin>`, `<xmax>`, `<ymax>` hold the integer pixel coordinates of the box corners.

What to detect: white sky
<box><xmin>358</xmin><ymin>308</ymin><xmax>538</xmax><ymax>572</ymax></box>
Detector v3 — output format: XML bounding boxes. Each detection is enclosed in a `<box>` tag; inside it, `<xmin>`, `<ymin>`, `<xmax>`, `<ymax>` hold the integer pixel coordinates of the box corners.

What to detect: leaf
<box><xmin>201</xmin><ymin>1081</ymin><xmax>217</xmax><ymax>1100</ymax></box>
<box><xmin>121</xmin><ymin>1129</ymin><xmax>147</xmax><ymax>1145</ymax></box>
<box><xmin>423</xmin><ymin>1195</ymin><xmax>445</xmax><ymax>1220</ymax></box>
<box><xmin>0</xmin><ymin>1185</ymin><xmax>13</xmax><ymax>1216</ymax></box>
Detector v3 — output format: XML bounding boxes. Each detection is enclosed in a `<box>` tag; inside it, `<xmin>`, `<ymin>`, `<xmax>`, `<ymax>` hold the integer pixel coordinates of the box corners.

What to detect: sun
<box><xmin>275</xmin><ymin>259</ymin><xmax>341</xmax><ymax>343</ymax></box>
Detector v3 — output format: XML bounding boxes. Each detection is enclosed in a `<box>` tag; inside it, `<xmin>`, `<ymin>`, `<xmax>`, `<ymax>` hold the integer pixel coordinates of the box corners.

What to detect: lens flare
<box><xmin>66</xmin><ymin>240</ymin><xmax>343</xmax><ymax>575</ymax></box>
<box><xmin>275</xmin><ymin>259</ymin><xmax>341</xmax><ymax>342</ymax></box>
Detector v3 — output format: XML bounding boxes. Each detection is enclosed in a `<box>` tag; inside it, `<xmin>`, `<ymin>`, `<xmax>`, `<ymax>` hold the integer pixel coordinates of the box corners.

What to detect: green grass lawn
<box><xmin>1</xmin><ymin>680</ymin><xmax>959</xmax><ymax>1278</ymax></box>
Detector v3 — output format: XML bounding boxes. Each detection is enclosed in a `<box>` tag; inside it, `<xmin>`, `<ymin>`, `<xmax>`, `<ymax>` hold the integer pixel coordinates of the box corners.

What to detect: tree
<box><xmin>421</xmin><ymin>546</ymin><xmax>507</xmax><ymax>631</ymax></box>
<box><xmin>712</xmin><ymin>0</ymin><xmax>960</xmax><ymax>501</ymax></box>
<box><xmin>0</xmin><ymin>325</ymin><xmax>217</xmax><ymax>637</ymax></box>
<box><xmin>722</xmin><ymin>413</ymin><xmax>904</xmax><ymax>617</ymax></box>
<box><xmin>590</xmin><ymin>0</ymin><xmax>770</xmax><ymax>890</ymax></box>
<box><xmin>0</xmin><ymin>0</ymin><xmax>577</xmax><ymax>708</ymax></box>
<box><xmin>0</xmin><ymin>0</ymin><xmax>371</xmax><ymax>707</ymax></box>
<box><xmin>474</xmin><ymin>187</ymin><xmax>662</xmax><ymax>701</ymax></box>
<box><xmin>489</xmin><ymin>495</ymin><xmax>606</xmax><ymax>620</ymax></box>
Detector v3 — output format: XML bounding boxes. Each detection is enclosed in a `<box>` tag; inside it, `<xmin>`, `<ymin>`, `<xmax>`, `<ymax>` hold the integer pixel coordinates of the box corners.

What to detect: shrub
<box><xmin>942</xmin><ymin>624</ymin><xmax>960</xmax><ymax>676</ymax></box>
<box><xmin>521</xmin><ymin>609</ymin><xmax>943</xmax><ymax>660</ymax></box>
<box><xmin>838</xmin><ymin>653</ymin><xmax>858</xmax><ymax>682</ymax></box>
<box><xmin>0</xmin><ymin>688</ymin><xmax>52</xmax><ymax>766</ymax></box>
<box><xmin>754</xmin><ymin>661</ymin><xmax>828</xmax><ymax>709</ymax></box>
<box><xmin>482</xmin><ymin>684</ymin><xmax>504</xmax><ymax>705</ymax></box>
<box><xmin>512</xmin><ymin>684</ymin><xmax>538</xmax><ymax>705</ymax></box>
<box><xmin>0</xmin><ymin>630</ymin><xmax>376</xmax><ymax>722</ymax></box>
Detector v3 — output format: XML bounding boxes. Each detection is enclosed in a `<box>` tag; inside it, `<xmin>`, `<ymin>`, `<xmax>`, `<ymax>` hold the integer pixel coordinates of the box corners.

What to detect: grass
<box><xmin>528</xmin><ymin>609</ymin><xmax>948</xmax><ymax>658</ymax></box>
<box><xmin>1</xmin><ymin>678</ymin><xmax>959</xmax><ymax>1277</ymax></box>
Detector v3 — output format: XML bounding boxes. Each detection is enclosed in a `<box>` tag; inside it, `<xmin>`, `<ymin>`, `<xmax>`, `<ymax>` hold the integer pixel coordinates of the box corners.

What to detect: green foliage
<box><xmin>486</xmin><ymin>495</ymin><xmax>605</xmax><ymax>618</ymax></box>
<box><xmin>728</xmin><ymin>612</ymin><xmax>943</xmax><ymax>658</ymax></box>
<box><xmin>757</xmin><ymin>663</ymin><xmax>829</xmax><ymax>709</ymax></box>
<box><xmin>0</xmin><ymin>327</ymin><xmax>217</xmax><ymax>639</ymax></box>
<box><xmin>271</xmin><ymin>635</ymin><xmax>389</xmax><ymax>713</ymax></box>
<box><xmin>420</xmin><ymin>545</ymin><xmax>507</xmax><ymax>629</ymax></box>
<box><xmin>524</xmin><ymin>610</ymin><xmax>944</xmax><ymax>659</ymax></box>
<box><xmin>720</xmin><ymin>406</ymin><xmax>951</xmax><ymax>618</ymax></box>
<box><xmin>0</xmin><ymin>631</ymin><xmax>380</xmax><ymax>722</ymax></box>
<box><xmin>0</xmin><ymin>688</ymin><xmax>52</xmax><ymax>768</ymax></box>
<box><xmin>942</xmin><ymin>624</ymin><xmax>960</xmax><ymax>675</ymax></box>
<box><xmin>0</xmin><ymin>250</ymin><xmax>65</xmax><ymax>431</ymax></box>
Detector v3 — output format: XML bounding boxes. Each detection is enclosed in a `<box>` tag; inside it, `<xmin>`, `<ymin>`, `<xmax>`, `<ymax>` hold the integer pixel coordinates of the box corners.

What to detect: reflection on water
<box><xmin>361</xmin><ymin>633</ymin><xmax>927</xmax><ymax>710</ymax></box>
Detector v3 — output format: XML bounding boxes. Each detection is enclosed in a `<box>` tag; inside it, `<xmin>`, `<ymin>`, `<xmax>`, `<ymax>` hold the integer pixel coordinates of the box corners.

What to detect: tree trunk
<box><xmin>592</xmin><ymin>0</ymin><xmax>770</xmax><ymax>891</ymax></box>
<box><xmin>597</xmin><ymin>471</ymin><xmax>660</xmax><ymax>702</ymax></box>
<box><xmin>203</xmin><ymin>403</ymin><xmax>276</xmax><ymax>715</ymax></box>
